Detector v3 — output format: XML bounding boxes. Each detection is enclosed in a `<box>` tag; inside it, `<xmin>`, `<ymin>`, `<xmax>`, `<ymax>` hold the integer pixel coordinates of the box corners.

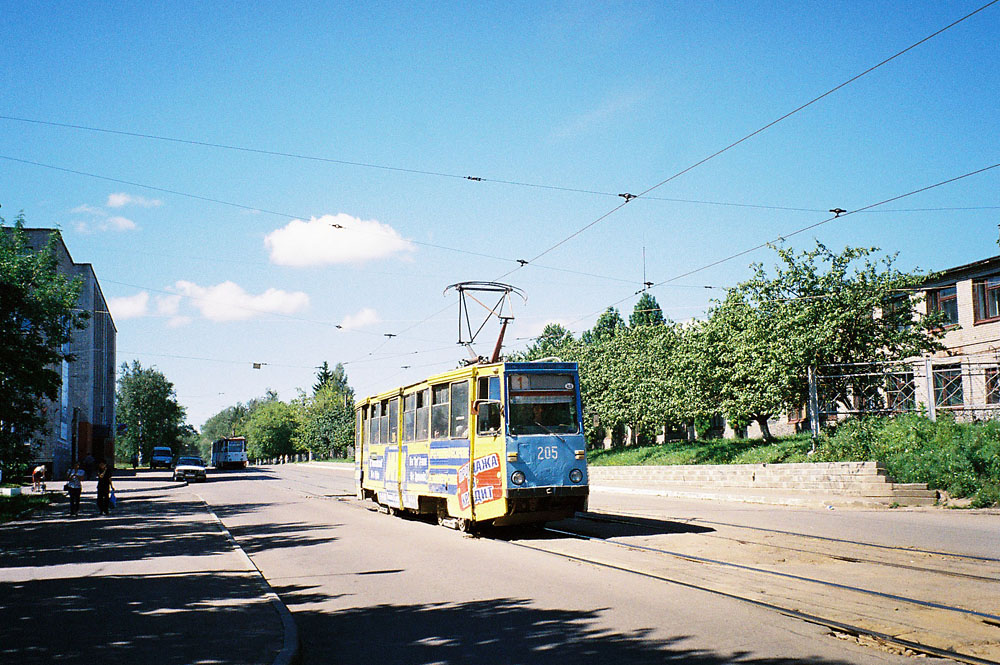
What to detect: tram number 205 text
<box><xmin>537</xmin><ymin>445</ymin><xmax>558</xmax><ymax>461</ymax></box>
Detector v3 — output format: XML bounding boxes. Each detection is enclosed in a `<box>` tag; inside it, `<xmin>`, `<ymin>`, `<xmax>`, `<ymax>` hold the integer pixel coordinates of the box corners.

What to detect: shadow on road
<box><xmin>0</xmin><ymin>572</ymin><xmax>280</xmax><ymax>665</ymax></box>
<box><xmin>0</xmin><ymin>492</ymin><xmax>307</xmax><ymax>665</ymax></box>
<box><xmin>0</xmin><ymin>495</ymin><xmax>337</xmax><ymax>567</ymax></box>
<box><xmin>280</xmin><ymin>595</ymin><xmax>870</xmax><ymax>665</ymax></box>
<box><xmin>487</xmin><ymin>513</ymin><xmax>714</xmax><ymax>542</ymax></box>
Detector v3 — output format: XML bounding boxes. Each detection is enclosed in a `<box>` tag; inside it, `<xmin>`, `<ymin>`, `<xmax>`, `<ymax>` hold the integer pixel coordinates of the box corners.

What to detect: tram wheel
<box><xmin>437</xmin><ymin>514</ymin><xmax>472</xmax><ymax>532</ymax></box>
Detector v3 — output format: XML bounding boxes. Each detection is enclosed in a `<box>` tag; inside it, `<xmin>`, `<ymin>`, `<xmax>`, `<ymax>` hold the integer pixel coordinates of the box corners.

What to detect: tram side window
<box><xmin>402</xmin><ymin>394</ymin><xmax>416</xmax><ymax>442</ymax></box>
<box><xmin>431</xmin><ymin>384</ymin><xmax>450</xmax><ymax>439</ymax></box>
<box><xmin>416</xmin><ymin>388</ymin><xmax>430</xmax><ymax>440</ymax></box>
<box><xmin>371</xmin><ymin>403</ymin><xmax>381</xmax><ymax>445</ymax></box>
<box><xmin>476</xmin><ymin>376</ymin><xmax>502</xmax><ymax>435</ymax></box>
<box><xmin>450</xmin><ymin>381</ymin><xmax>469</xmax><ymax>438</ymax></box>
<box><xmin>356</xmin><ymin>408</ymin><xmax>364</xmax><ymax>448</ymax></box>
<box><xmin>388</xmin><ymin>398</ymin><xmax>399</xmax><ymax>444</ymax></box>
<box><xmin>379</xmin><ymin>399</ymin><xmax>390</xmax><ymax>445</ymax></box>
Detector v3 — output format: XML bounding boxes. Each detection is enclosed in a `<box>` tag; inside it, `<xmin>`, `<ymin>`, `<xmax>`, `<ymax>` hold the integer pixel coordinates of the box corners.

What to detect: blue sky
<box><xmin>3</xmin><ymin>1</ymin><xmax>998</xmax><ymax>428</ymax></box>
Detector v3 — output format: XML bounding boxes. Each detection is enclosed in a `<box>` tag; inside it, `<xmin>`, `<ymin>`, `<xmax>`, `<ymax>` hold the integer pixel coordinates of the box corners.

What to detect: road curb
<box><xmin>197</xmin><ymin>494</ymin><xmax>301</xmax><ymax>665</ymax></box>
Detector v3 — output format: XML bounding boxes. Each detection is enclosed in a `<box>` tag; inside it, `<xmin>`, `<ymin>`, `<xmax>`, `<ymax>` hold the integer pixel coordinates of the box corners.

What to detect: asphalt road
<box><xmin>188</xmin><ymin>464</ymin><xmax>973</xmax><ymax>665</ymax></box>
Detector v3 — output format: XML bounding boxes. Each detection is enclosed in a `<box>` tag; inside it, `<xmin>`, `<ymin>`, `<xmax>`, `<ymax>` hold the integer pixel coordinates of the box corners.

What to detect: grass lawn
<box><xmin>589</xmin><ymin>433</ymin><xmax>816</xmax><ymax>467</ymax></box>
<box><xmin>586</xmin><ymin>415</ymin><xmax>1000</xmax><ymax>507</ymax></box>
<box><xmin>0</xmin><ymin>493</ymin><xmax>52</xmax><ymax>523</ymax></box>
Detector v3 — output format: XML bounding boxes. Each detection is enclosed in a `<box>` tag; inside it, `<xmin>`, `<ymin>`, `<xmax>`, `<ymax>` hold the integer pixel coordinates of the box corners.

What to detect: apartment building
<box><xmin>19</xmin><ymin>229</ymin><xmax>117</xmax><ymax>478</ymax></box>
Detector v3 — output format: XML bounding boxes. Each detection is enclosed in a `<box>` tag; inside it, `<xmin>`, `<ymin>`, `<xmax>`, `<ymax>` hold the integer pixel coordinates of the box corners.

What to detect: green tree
<box><xmin>704</xmin><ymin>242</ymin><xmax>944</xmax><ymax>439</ymax></box>
<box><xmin>200</xmin><ymin>405</ymin><xmax>245</xmax><ymax>442</ymax></box>
<box><xmin>582</xmin><ymin>307</ymin><xmax>625</xmax><ymax>344</ymax></box>
<box><xmin>629</xmin><ymin>292</ymin><xmax>665</xmax><ymax>327</ymax></box>
<box><xmin>116</xmin><ymin>360</ymin><xmax>188</xmax><ymax>462</ymax></box>
<box><xmin>579</xmin><ymin>323</ymin><xmax>680</xmax><ymax>446</ymax></box>
<box><xmin>296</xmin><ymin>384</ymin><xmax>355</xmax><ymax>459</ymax></box>
<box><xmin>1</xmin><ymin>216</ymin><xmax>89</xmax><ymax>474</ymax></box>
<box><xmin>313</xmin><ymin>362</ymin><xmax>352</xmax><ymax>397</ymax></box>
<box><xmin>245</xmin><ymin>400</ymin><xmax>299</xmax><ymax>460</ymax></box>
<box><xmin>510</xmin><ymin>323</ymin><xmax>578</xmax><ymax>361</ymax></box>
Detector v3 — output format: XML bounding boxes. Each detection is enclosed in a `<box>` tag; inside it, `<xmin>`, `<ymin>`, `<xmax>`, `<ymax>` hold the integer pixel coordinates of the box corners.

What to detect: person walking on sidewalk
<box><xmin>65</xmin><ymin>464</ymin><xmax>83</xmax><ymax>516</ymax></box>
<box><xmin>95</xmin><ymin>461</ymin><xmax>114</xmax><ymax>515</ymax></box>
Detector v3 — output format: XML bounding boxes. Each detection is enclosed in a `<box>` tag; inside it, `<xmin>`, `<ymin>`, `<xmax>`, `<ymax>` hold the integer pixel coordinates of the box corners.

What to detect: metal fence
<box><xmin>811</xmin><ymin>352</ymin><xmax>1000</xmax><ymax>427</ymax></box>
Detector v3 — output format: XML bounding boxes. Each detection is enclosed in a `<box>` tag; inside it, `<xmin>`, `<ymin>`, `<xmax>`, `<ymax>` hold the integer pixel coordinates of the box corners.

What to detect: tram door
<box><xmin>384</xmin><ymin>396</ymin><xmax>402</xmax><ymax>508</ymax></box>
<box><xmin>354</xmin><ymin>405</ymin><xmax>365</xmax><ymax>494</ymax></box>
<box><xmin>470</xmin><ymin>372</ymin><xmax>506</xmax><ymax>522</ymax></box>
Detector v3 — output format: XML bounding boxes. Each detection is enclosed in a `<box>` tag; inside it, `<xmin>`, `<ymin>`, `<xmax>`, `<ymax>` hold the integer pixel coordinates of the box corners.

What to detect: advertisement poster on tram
<box><xmin>458</xmin><ymin>453</ymin><xmax>502</xmax><ymax>510</ymax></box>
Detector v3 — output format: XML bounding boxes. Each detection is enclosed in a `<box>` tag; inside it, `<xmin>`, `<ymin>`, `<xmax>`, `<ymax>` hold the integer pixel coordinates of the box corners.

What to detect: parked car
<box><xmin>150</xmin><ymin>447</ymin><xmax>174</xmax><ymax>470</ymax></box>
<box><xmin>172</xmin><ymin>456</ymin><xmax>207</xmax><ymax>483</ymax></box>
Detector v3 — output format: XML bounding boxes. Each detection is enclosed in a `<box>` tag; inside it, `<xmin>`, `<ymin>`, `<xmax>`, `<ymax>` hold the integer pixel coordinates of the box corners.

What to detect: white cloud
<box><xmin>264</xmin><ymin>213</ymin><xmax>414</xmax><ymax>267</ymax></box>
<box><xmin>340</xmin><ymin>307</ymin><xmax>380</xmax><ymax>330</ymax></box>
<box><xmin>155</xmin><ymin>295</ymin><xmax>182</xmax><ymax>316</ymax></box>
<box><xmin>109</xmin><ymin>292</ymin><xmax>149</xmax><ymax>320</ymax></box>
<box><xmin>70</xmin><ymin>199</ymin><xmax>140</xmax><ymax>233</ymax></box>
<box><xmin>106</xmin><ymin>192</ymin><xmax>162</xmax><ymax>208</ymax></box>
<box><xmin>71</xmin><ymin>204</ymin><xmax>104</xmax><ymax>216</ymax></box>
<box><xmin>105</xmin><ymin>216</ymin><xmax>137</xmax><ymax>231</ymax></box>
<box><xmin>172</xmin><ymin>280</ymin><xmax>310</xmax><ymax>322</ymax></box>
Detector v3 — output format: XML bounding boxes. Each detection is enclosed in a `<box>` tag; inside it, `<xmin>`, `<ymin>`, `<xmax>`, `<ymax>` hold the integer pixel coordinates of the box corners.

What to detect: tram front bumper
<box><xmin>505</xmin><ymin>485</ymin><xmax>589</xmax><ymax>499</ymax></box>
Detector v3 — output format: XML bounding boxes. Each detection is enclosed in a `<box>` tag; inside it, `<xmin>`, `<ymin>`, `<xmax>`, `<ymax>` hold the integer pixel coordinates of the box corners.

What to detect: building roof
<box><xmin>922</xmin><ymin>254</ymin><xmax>1000</xmax><ymax>288</ymax></box>
<box><xmin>5</xmin><ymin>227</ymin><xmax>117</xmax><ymax>331</ymax></box>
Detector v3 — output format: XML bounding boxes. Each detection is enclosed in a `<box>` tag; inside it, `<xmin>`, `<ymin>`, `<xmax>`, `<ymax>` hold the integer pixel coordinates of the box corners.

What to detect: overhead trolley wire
<box><xmin>3</xmin><ymin>116</ymin><xmax>995</xmax><ymax>215</ymax></box>
<box><xmin>0</xmin><ymin>154</ymin><xmax>690</xmax><ymax>290</ymax></box>
<box><xmin>496</xmin><ymin>0</ymin><xmax>1000</xmax><ymax>279</ymax></box>
<box><xmin>568</xmin><ymin>161</ymin><xmax>1000</xmax><ymax>329</ymax></box>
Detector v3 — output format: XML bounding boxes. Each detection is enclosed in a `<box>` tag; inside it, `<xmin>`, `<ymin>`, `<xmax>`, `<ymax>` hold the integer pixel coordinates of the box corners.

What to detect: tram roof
<box><xmin>357</xmin><ymin>360</ymin><xmax>578</xmax><ymax>405</ymax></box>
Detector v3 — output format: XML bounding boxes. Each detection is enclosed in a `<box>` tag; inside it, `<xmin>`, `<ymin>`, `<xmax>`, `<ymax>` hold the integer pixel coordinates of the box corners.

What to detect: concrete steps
<box><xmin>588</xmin><ymin>462</ymin><xmax>939</xmax><ymax>508</ymax></box>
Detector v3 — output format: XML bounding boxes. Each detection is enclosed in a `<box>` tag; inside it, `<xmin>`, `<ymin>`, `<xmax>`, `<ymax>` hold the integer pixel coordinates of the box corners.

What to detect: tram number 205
<box><xmin>537</xmin><ymin>445</ymin><xmax>559</xmax><ymax>461</ymax></box>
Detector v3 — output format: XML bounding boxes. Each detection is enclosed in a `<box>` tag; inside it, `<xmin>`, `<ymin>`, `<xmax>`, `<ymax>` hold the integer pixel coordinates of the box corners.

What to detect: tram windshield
<box><xmin>507</xmin><ymin>373</ymin><xmax>579</xmax><ymax>436</ymax></box>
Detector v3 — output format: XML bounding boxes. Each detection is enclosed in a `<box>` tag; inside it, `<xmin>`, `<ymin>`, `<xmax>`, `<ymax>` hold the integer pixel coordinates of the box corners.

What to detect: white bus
<box><xmin>211</xmin><ymin>437</ymin><xmax>248</xmax><ymax>469</ymax></box>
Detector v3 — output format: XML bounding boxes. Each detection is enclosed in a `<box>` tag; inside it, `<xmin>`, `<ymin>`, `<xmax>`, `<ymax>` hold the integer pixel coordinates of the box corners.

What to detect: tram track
<box><xmin>498</xmin><ymin>514</ymin><xmax>1000</xmax><ymax>665</ymax></box>
<box><xmin>505</xmin><ymin>533</ymin><xmax>1000</xmax><ymax>665</ymax></box>
<box><xmin>580</xmin><ymin>511</ymin><xmax>1000</xmax><ymax>583</ymax></box>
<box><xmin>266</xmin><ymin>467</ymin><xmax>1000</xmax><ymax>663</ymax></box>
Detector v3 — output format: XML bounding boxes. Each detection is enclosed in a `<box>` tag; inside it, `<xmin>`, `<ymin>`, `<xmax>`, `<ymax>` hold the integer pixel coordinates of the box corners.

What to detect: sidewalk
<box><xmin>0</xmin><ymin>477</ymin><xmax>286</xmax><ymax>665</ymax></box>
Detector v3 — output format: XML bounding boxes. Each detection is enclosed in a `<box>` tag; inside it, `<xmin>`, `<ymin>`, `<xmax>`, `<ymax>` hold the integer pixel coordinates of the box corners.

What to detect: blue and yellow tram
<box><xmin>355</xmin><ymin>360</ymin><xmax>588</xmax><ymax>529</ymax></box>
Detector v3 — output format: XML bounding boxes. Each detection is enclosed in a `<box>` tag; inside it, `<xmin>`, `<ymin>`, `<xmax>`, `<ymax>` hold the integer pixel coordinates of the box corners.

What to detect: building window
<box><xmin>926</xmin><ymin>285</ymin><xmax>959</xmax><ymax>326</ymax></box>
<box><xmin>883</xmin><ymin>294</ymin><xmax>913</xmax><ymax>331</ymax></box>
<box><xmin>933</xmin><ymin>363</ymin><xmax>963</xmax><ymax>408</ymax></box>
<box><xmin>886</xmin><ymin>372</ymin><xmax>915</xmax><ymax>412</ymax></box>
<box><xmin>974</xmin><ymin>276</ymin><xmax>1000</xmax><ymax>323</ymax></box>
<box><xmin>986</xmin><ymin>368</ymin><xmax>1000</xmax><ymax>405</ymax></box>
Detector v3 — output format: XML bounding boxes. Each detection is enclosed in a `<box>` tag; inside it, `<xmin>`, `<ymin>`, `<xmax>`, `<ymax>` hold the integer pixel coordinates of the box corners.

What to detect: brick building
<box><xmin>19</xmin><ymin>229</ymin><xmax>117</xmax><ymax>478</ymax></box>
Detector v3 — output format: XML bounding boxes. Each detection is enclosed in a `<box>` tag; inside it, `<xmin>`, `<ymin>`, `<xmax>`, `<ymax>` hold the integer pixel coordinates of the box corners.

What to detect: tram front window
<box><xmin>509</xmin><ymin>398</ymin><xmax>578</xmax><ymax>435</ymax></box>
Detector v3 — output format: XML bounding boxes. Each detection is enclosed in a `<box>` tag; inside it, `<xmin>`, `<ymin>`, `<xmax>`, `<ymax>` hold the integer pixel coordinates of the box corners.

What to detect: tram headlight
<box><xmin>511</xmin><ymin>470</ymin><xmax>526</xmax><ymax>486</ymax></box>
<box><xmin>569</xmin><ymin>468</ymin><xmax>583</xmax><ymax>484</ymax></box>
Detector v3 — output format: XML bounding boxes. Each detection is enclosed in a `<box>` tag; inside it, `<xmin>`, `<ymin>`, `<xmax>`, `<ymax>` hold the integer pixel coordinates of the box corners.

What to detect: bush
<box><xmin>819</xmin><ymin>414</ymin><xmax>999</xmax><ymax>502</ymax></box>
